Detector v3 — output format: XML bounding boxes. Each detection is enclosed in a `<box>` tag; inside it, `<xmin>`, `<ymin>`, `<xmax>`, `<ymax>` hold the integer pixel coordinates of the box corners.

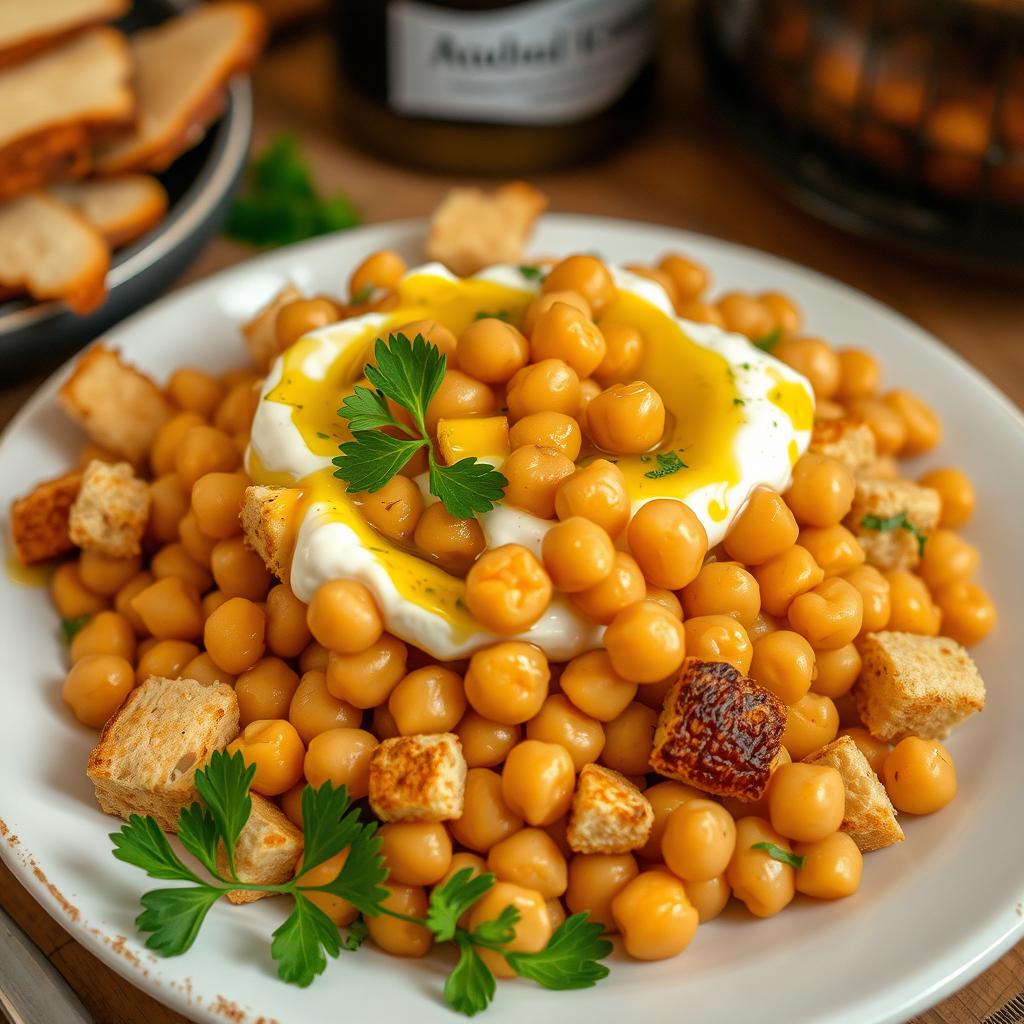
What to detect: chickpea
<box><xmin>509</xmin><ymin>412</ymin><xmax>582</xmax><ymax>460</ymax></box>
<box><xmin>487</xmin><ymin>828</ymin><xmax>567</xmax><ymax>899</ymax></box>
<box><xmin>747</xmin><ymin>611</ymin><xmax>784</xmax><ymax>640</ymax></box>
<box><xmin>190</xmin><ymin>472</ymin><xmax>248</xmax><ymax>540</ymax></box>
<box><xmin>299</xmin><ymin>641</ymin><xmax>329</xmax><ymax>674</ymax></box>
<box><xmin>506</xmin><ymin>359</ymin><xmax>581</xmax><ymax>420</ymax></box>
<box><xmin>723</xmin><ymin>489</ymin><xmax>799</xmax><ymax>566</ymax></box>
<box><xmin>919</xmin><ymin>467</ymin><xmax>975</xmax><ymax>528</ymax></box>
<box><xmin>601</xmin><ymin>702</ymin><xmax>657</xmax><ymax>776</ymax></box>
<box><xmin>749</xmin><ymin>630</ymin><xmax>815</xmax><ymax>705</ymax></box>
<box><xmin>773</xmin><ymin>337</ymin><xmax>841</xmax><ymax>399</ymax></box>
<box><xmin>349</xmin><ymin>249</ymin><xmax>406</xmax><ymax>299</ymax></box>
<box><xmin>539</xmin><ymin>519</ymin><xmax>616</xmax><ymax>597</ymax></box>
<box><xmin>627</xmin><ymin>499</ymin><xmax>708</xmax><ymax>591</ymax></box>
<box><xmin>168</xmin><ymin>368</ymin><xmax>225</xmax><ymax>418</ymax></box>
<box><xmin>842</xmin><ymin>564</ymin><xmax>891</xmax><ymax>632</ymax></box>
<box><xmin>624</xmin><ymin>265</ymin><xmax>679</xmax><ymax>308</ymax></box>
<box><xmin>425</xmin><ymin>371</ymin><xmax>496</xmax><ymax>434</ymax></box>
<box><xmin>571</xmin><ymin>551</ymin><xmax>646</xmax><ymax>624</ymax></box>
<box><xmin>146</xmin><ymin>474</ymin><xmax>190</xmax><ymax>545</ymax></box>
<box><xmin>788</xmin><ymin>577</ymin><xmax>863</xmax><ymax>650</ymax></box>
<box><xmin>836</xmin><ymin>348</ymin><xmax>881</xmax><ymax>401</ymax></box>
<box><xmin>178</xmin><ymin>512</ymin><xmax>218</xmax><ymax>567</ymax></box>
<box><xmin>469</xmin><ymin>881</ymin><xmax>553</xmax><ymax>977</ymax></box>
<box><xmin>502</xmin><ymin>445</ymin><xmax>576</xmax><ymax>519</ymax></box>
<box><xmin>326</xmin><ymin>633</ymin><xmax>408</xmax><ymax>709</ymax></box>
<box><xmin>846</xmin><ymin>397</ymin><xmax>907</xmax><ymax>455</ymax></box>
<box><xmin>455</xmin><ymin>711</ymin><xmax>520</xmax><ymax>768</ymax></box>
<box><xmin>681</xmin><ymin>874</ymin><xmax>730</xmax><ymax>924</ymax></box>
<box><xmin>605</xmin><ymin>601</ymin><xmax>686</xmax><ymax>683</ymax></box>
<box><xmin>204</xmin><ymin>597</ymin><xmax>266</xmax><ymax>674</ymax></box>
<box><xmin>721</xmin><ymin>747</ymin><xmax>792</xmax><ymax>821</ymax></box>
<box><xmin>637</xmin><ymin>782</ymin><xmax>703</xmax><ymax>861</ymax></box>
<box><xmin>372</xmin><ymin>704</ymin><xmax>400</xmax><ymax>741</ymax></box>
<box><xmin>175</xmin><ymin>425</ymin><xmax>240</xmax><ymax>491</ymax></box>
<box><xmin>227</xmin><ymin>719</ymin><xmax>305</xmax><ymax>796</ymax></box>
<box><xmin>260</xmin><ymin>584</ymin><xmax>310</xmax><ymax>660</ymax></box>
<box><xmin>465</xmin><ymin>641</ymin><xmax>549</xmax><ymax>725</ymax></box>
<box><xmin>751</xmin><ymin>545</ymin><xmax>825</xmax><ymax>618</ymax></box>
<box><xmin>726</xmin><ymin>817</ymin><xmax>796</xmax><ymax>917</ymax></box>
<box><xmin>543</xmin><ymin>255</ymin><xmax>616</xmax><ymax>317</ymax></box>
<box><xmin>560</xmin><ymin>650</ymin><xmax>637</xmax><ymax>722</ymax></box>
<box><xmin>456</xmin><ymin>319</ymin><xmax>529</xmax><ymax>382</ymax></box>
<box><xmin>214</xmin><ymin>380</ymin><xmax>260</xmax><ymax>436</ymax></box>
<box><xmin>209</xmin><ymin>536</ymin><xmax>272</xmax><ymax>602</ymax></box>
<box><xmin>933</xmin><ymin>580</ymin><xmax>996</xmax><ymax>646</ymax></box>
<box><xmin>758</xmin><ymin>292</ymin><xmax>802</xmax><ymax>333</ymax></box>
<box><xmin>768</xmin><ymin>763</ymin><xmax>845</xmax><ymax>842</ymax></box>
<box><xmin>565</xmin><ymin>853</ymin><xmax>637</xmax><ymax>933</ymax></box>
<box><xmin>917</xmin><ymin>529</ymin><xmax>979</xmax><ymax>591</ymax></box>
<box><xmin>522</xmin><ymin>290</ymin><xmax>592</xmax><ymax>336</ymax></box>
<box><xmin>883</xmin><ymin>737</ymin><xmax>956</xmax><ymax>814</ymax></box>
<box><xmin>307</xmin><ymin>579</ymin><xmax>383</xmax><ymax>654</ymax></box>
<box><xmin>585</xmin><ymin>381</ymin><xmax>665</xmax><ymax>455</ymax></box>
<box><xmin>280</xmin><ymin>782</ymin><xmax>305</xmax><ymax>828</ymax></box>
<box><xmin>439</xmin><ymin>851</ymin><xmax>488</xmax><ymax>890</ymax></box>
<box><xmin>299</xmin><ymin>850</ymin><xmax>358</xmax><ymax>926</ymax></box>
<box><xmin>646</xmin><ymin>586</ymin><xmax>683</xmax><ymax>618</ymax></box>
<box><xmin>389</xmin><ymin>665</ymin><xmax>466</xmax><ymax>735</ymax></box>
<box><xmin>69</xmin><ymin>610</ymin><xmax>136</xmax><ymax>664</ymax></box>
<box><xmin>526</xmin><ymin>694</ymin><xmax>605</xmax><ymax>770</ymax></box>
<box><xmin>150</xmin><ymin>412</ymin><xmax>205</xmax><ymax>477</ymax></box>
<box><xmin>797</xmin><ymin>525</ymin><xmax>865</xmax><ymax>578</ymax></box>
<box><xmin>78</xmin><ymin>550</ymin><xmax>143</xmax><ymax>598</ymax></box>
<box><xmin>838</xmin><ymin>727</ymin><xmax>889</xmax><ymax>775</ymax></box>
<box><xmin>883</xmin><ymin>390</ymin><xmax>941</xmax><ymax>454</ymax></box>
<box><xmin>201</xmin><ymin>587</ymin><xmax>229</xmax><ymax>620</ymax></box>
<box><xmin>288</xmin><ymin>670</ymin><xmax>361</xmax><ymax>744</ymax></box>
<box><xmin>183</xmin><ymin>652</ymin><xmax>235</xmax><ymax>689</ymax></box>
<box><xmin>135</xmin><ymin>639</ymin><xmax>198</xmax><ymax>685</ymax></box>
<box><xmin>392</xmin><ymin>319</ymin><xmax>458</xmax><ymax>364</ymax></box>
<box><xmin>62</xmin><ymin>654</ymin><xmax>134</xmax><ymax>728</ymax></box>
<box><xmin>682</xmin><ymin>615</ymin><xmax>753</xmax><ymax>675</ymax></box>
<box><xmin>811</xmin><ymin>643</ymin><xmax>861</xmax><ymax>699</ymax></box>
<box><xmin>353</xmin><ymin>475</ymin><xmax>423</xmax><ymax>545</ymax></box>
<box><xmin>793</xmin><ymin>832</ymin><xmax>862</xmax><ymax>899</ymax></box>
<box><xmin>661</xmin><ymin>799</ymin><xmax>736</xmax><ymax>882</ymax></box>
<box><xmin>413</xmin><ymin>502</ymin><xmax>485</xmax><ymax>575</ymax></box>
<box><xmin>51</xmin><ymin>563</ymin><xmax>107</xmax><ymax>620</ymax></box>
<box><xmin>555</xmin><ymin>459</ymin><xmax>630</xmax><ymax>537</ymax></box>
<box><xmin>114</xmin><ymin>572</ymin><xmax>153</xmax><ymax>635</ymax></box>
<box><xmin>303</xmin><ymin>727</ymin><xmax>377</xmax><ymax>798</ymax></box>
<box><xmin>682</xmin><ymin>561</ymin><xmax>760</xmax><ymax>626</ymax></box>
<box><xmin>784</xmin><ymin>454</ymin><xmax>855</xmax><ymax>528</ymax></box>
<box><xmin>130</xmin><ymin>577</ymin><xmax>202</xmax><ymax>641</ymax></box>
<box><xmin>781</xmin><ymin>693</ymin><xmax>839</xmax><ymax>760</ymax></box>
<box><xmin>594</xmin><ymin>323</ymin><xmax>644</xmax><ymax>386</ymax></box>
<box><xmin>658</xmin><ymin>253</ymin><xmax>708</xmax><ymax>301</ymax></box>
<box><xmin>884</xmin><ymin>570</ymin><xmax>941</xmax><ymax>636</ymax></box>
<box><xmin>274</xmin><ymin>298</ymin><xmax>338</xmax><ymax>350</ymax></box>
<box><xmin>502</xmin><ymin>740</ymin><xmax>575</xmax><ymax>826</ymax></box>
<box><xmin>466</xmin><ymin>546</ymin><xmax>552</xmax><ymax>635</ymax></box>
<box><xmin>449</xmin><ymin>768</ymin><xmax>524</xmax><ymax>853</ymax></box>
<box><xmin>530</xmin><ymin>302</ymin><xmax>607</xmax><ymax>378</ymax></box>
<box><xmin>611</xmin><ymin>870</ymin><xmax>698</xmax><ymax>960</ymax></box>
<box><xmin>151</xmin><ymin>542</ymin><xmax>213</xmax><ymax>594</ymax></box>
<box><xmin>676</xmin><ymin>300</ymin><xmax>725</xmax><ymax>327</ymax></box>
<box><xmin>717</xmin><ymin>291</ymin><xmax>774</xmax><ymax>339</ymax></box>
<box><xmin>379</xmin><ymin>822</ymin><xmax>452</xmax><ymax>886</ymax></box>
<box><xmin>366</xmin><ymin>883</ymin><xmax>432</xmax><ymax>958</ymax></box>
<box><xmin>235</xmin><ymin>657</ymin><xmax>300</xmax><ymax>726</ymax></box>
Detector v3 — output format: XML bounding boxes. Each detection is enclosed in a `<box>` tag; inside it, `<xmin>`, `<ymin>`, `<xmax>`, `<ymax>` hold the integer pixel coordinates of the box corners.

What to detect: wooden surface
<box><xmin>2</xmin><ymin>7</ymin><xmax>1023</xmax><ymax>1024</ymax></box>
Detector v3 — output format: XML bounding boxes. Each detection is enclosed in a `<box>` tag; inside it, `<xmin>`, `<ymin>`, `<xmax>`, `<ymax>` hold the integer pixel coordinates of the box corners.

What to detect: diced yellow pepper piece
<box><xmin>437</xmin><ymin>416</ymin><xmax>510</xmax><ymax>466</ymax></box>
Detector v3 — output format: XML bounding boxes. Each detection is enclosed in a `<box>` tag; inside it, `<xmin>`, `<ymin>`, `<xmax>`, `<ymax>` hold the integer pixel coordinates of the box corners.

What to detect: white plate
<box><xmin>1</xmin><ymin>216</ymin><xmax>1022</xmax><ymax>1024</ymax></box>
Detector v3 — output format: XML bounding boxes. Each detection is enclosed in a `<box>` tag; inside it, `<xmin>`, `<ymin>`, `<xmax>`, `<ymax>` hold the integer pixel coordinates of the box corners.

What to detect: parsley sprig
<box><xmin>860</xmin><ymin>511</ymin><xmax>928</xmax><ymax>558</ymax></box>
<box><xmin>333</xmin><ymin>333</ymin><xmax>507</xmax><ymax>519</ymax></box>
<box><xmin>110</xmin><ymin>751</ymin><xmax>612</xmax><ymax>1015</ymax></box>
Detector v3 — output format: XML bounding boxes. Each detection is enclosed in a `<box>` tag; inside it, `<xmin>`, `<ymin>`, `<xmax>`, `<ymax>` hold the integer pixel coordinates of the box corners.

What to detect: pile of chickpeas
<box><xmin>55</xmin><ymin>248</ymin><xmax>989</xmax><ymax>966</ymax></box>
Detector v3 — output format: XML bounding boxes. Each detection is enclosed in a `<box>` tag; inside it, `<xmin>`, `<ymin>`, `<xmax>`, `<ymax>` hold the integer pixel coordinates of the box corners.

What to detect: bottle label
<box><xmin>388</xmin><ymin>0</ymin><xmax>655</xmax><ymax>125</ymax></box>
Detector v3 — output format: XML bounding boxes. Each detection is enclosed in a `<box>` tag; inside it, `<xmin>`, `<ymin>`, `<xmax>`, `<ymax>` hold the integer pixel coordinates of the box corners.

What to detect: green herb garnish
<box><xmin>751</xmin><ymin>841</ymin><xmax>805</xmax><ymax>869</ymax></box>
<box><xmin>473</xmin><ymin>309</ymin><xmax>513</xmax><ymax>322</ymax></box>
<box><xmin>733</xmin><ymin>397</ymin><xmax>746</xmax><ymax>407</ymax></box>
<box><xmin>860</xmin><ymin>512</ymin><xmax>928</xmax><ymax>558</ymax></box>
<box><xmin>518</xmin><ymin>265</ymin><xmax>545</xmax><ymax>281</ymax></box>
<box><xmin>753</xmin><ymin>327</ymin><xmax>782</xmax><ymax>352</ymax></box>
<box><xmin>225</xmin><ymin>134</ymin><xmax>361</xmax><ymax>248</ymax></box>
<box><xmin>60</xmin><ymin>614</ymin><xmax>91</xmax><ymax>643</ymax></box>
<box><xmin>643</xmin><ymin>451</ymin><xmax>689</xmax><ymax>479</ymax></box>
<box><xmin>333</xmin><ymin>332</ymin><xmax>507</xmax><ymax>519</ymax></box>
<box><xmin>350</xmin><ymin>282</ymin><xmax>374</xmax><ymax>305</ymax></box>
<box><xmin>110</xmin><ymin>753</ymin><xmax>611</xmax><ymax>1015</ymax></box>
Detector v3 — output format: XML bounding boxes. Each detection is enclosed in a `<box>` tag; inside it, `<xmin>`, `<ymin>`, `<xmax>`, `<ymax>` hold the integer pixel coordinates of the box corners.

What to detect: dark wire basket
<box><xmin>701</xmin><ymin>0</ymin><xmax>1024</xmax><ymax>270</ymax></box>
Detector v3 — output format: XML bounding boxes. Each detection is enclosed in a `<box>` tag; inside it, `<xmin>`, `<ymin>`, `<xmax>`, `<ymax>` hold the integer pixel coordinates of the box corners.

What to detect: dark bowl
<box><xmin>0</xmin><ymin>0</ymin><xmax>254</xmax><ymax>375</ymax></box>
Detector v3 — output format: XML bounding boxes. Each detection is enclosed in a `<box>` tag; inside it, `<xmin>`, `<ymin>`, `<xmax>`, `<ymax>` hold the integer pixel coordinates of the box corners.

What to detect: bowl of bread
<box><xmin>0</xmin><ymin>0</ymin><xmax>264</xmax><ymax>371</ymax></box>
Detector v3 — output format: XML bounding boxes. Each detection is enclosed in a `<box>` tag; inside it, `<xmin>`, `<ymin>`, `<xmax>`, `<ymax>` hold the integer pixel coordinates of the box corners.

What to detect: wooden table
<box><xmin>1</xmin><ymin>8</ymin><xmax>1022</xmax><ymax>1023</ymax></box>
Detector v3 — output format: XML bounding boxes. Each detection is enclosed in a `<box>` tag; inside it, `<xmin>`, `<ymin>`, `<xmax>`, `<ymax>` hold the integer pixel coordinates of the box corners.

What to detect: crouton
<box><xmin>240</xmin><ymin>484</ymin><xmax>301</xmax><ymax>580</ymax></box>
<box><xmin>845</xmin><ymin>477</ymin><xmax>941</xmax><ymax>571</ymax></box>
<box><xmin>217</xmin><ymin>793</ymin><xmax>303</xmax><ymax>905</ymax></box>
<box><xmin>58</xmin><ymin>345</ymin><xmax>174</xmax><ymax>464</ymax></box>
<box><xmin>68</xmin><ymin>459</ymin><xmax>149</xmax><ymax>557</ymax></box>
<box><xmin>566</xmin><ymin>764</ymin><xmax>653</xmax><ymax>854</ymax></box>
<box><xmin>425</xmin><ymin>182</ymin><xmax>547</xmax><ymax>276</ymax></box>
<box><xmin>86</xmin><ymin>676</ymin><xmax>239</xmax><ymax>831</ymax></box>
<box><xmin>240</xmin><ymin>283</ymin><xmax>303</xmax><ymax>372</ymax></box>
<box><xmin>854</xmin><ymin>631</ymin><xmax>985</xmax><ymax>742</ymax></box>
<box><xmin>9</xmin><ymin>470</ymin><xmax>81</xmax><ymax>564</ymax></box>
<box><xmin>368</xmin><ymin>733</ymin><xmax>466</xmax><ymax>823</ymax></box>
<box><xmin>805</xmin><ymin>736</ymin><xmax>903</xmax><ymax>852</ymax></box>
<box><xmin>649</xmin><ymin>660</ymin><xmax>786</xmax><ymax>800</ymax></box>
<box><xmin>809</xmin><ymin>416</ymin><xmax>876</xmax><ymax>472</ymax></box>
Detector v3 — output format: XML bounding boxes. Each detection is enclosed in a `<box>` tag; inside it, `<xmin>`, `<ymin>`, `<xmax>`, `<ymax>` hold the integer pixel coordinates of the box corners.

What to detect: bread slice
<box><xmin>0</xmin><ymin>193</ymin><xmax>110</xmax><ymax>312</ymax></box>
<box><xmin>0</xmin><ymin>0</ymin><xmax>131</xmax><ymax>69</ymax></box>
<box><xmin>217</xmin><ymin>794</ymin><xmax>304</xmax><ymax>905</ymax></box>
<box><xmin>240</xmin><ymin>485</ymin><xmax>302</xmax><ymax>581</ymax></box>
<box><xmin>93</xmin><ymin>3</ymin><xmax>266</xmax><ymax>175</ymax></box>
<box><xmin>69</xmin><ymin>458</ymin><xmax>150</xmax><ymax>557</ymax></box>
<box><xmin>9</xmin><ymin>470</ymin><xmax>82</xmax><ymax>565</ymax></box>
<box><xmin>51</xmin><ymin>174</ymin><xmax>168</xmax><ymax>247</ymax></box>
<box><xmin>0</xmin><ymin>28</ymin><xmax>134</xmax><ymax>199</ymax></box>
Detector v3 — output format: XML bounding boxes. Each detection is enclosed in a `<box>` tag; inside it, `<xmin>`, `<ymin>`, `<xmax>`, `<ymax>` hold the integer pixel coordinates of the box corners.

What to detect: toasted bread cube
<box><xmin>809</xmin><ymin>416</ymin><xmax>877</xmax><ymax>473</ymax></box>
<box><xmin>9</xmin><ymin>470</ymin><xmax>82</xmax><ymax>564</ymax></box>
<box><xmin>239</xmin><ymin>484</ymin><xmax>302</xmax><ymax>580</ymax></box>
<box><xmin>854</xmin><ymin>631</ymin><xmax>985</xmax><ymax>742</ymax></box>
<box><xmin>218</xmin><ymin>793</ymin><xmax>304</xmax><ymax>905</ymax></box>
<box><xmin>805</xmin><ymin>736</ymin><xmax>903</xmax><ymax>852</ymax></box>
<box><xmin>241</xmin><ymin>284</ymin><xmax>303</xmax><ymax>372</ymax></box>
<box><xmin>426</xmin><ymin>182</ymin><xmax>547</xmax><ymax>276</ymax></box>
<box><xmin>368</xmin><ymin>733</ymin><xmax>466</xmax><ymax>823</ymax></box>
<box><xmin>69</xmin><ymin>459</ymin><xmax>150</xmax><ymax>557</ymax></box>
<box><xmin>650</xmin><ymin>660</ymin><xmax>786</xmax><ymax>800</ymax></box>
<box><xmin>58</xmin><ymin>345</ymin><xmax>174</xmax><ymax>464</ymax></box>
<box><xmin>567</xmin><ymin>764</ymin><xmax>653</xmax><ymax>854</ymax></box>
<box><xmin>845</xmin><ymin>477</ymin><xmax>941</xmax><ymax>571</ymax></box>
<box><xmin>86</xmin><ymin>676</ymin><xmax>239</xmax><ymax>832</ymax></box>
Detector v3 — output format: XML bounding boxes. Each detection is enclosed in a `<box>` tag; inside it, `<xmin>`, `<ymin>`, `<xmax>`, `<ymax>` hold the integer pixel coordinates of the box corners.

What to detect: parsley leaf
<box><xmin>176</xmin><ymin>803</ymin><xmax>221</xmax><ymax>878</ymax></box>
<box><xmin>350</xmin><ymin>282</ymin><xmax>374</xmax><ymax>305</ymax></box>
<box><xmin>860</xmin><ymin>511</ymin><xmax>928</xmax><ymax>558</ymax></box>
<box><xmin>337</xmin><ymin>386</ymin><xmax>404</xmax><ymax>433</ymax></box>
<box><xmin>445</xmin><ymin>937</ymin><xmax>497</xmax><ymax>1016</ymax></box>
<box><xmin>192</xmin><ymin>750</ymin><xmax>254</xmax><ymax>880</ymax></box>
<box><xmin>272</xmin><ymin>893</ymin><xmax>341</xmax><ymax>987</ymax></box>
<box><xmin>428</xmin><ymin>868</ymin><xmax>497</xmax><ymax>942</ymax></box>
<box><xmin>341</xmin><ymin>919</ymin><xmax>369</xmax><ymax>951</ymax></box>
<box><xmin>753</xmin><ymin>327</ymin><xmax>782</xmax><ymax>351</ymax></box>
<box><xmin>518</xmin><ymin>264</ymin><xmax>545</xmax><ymax>281</ymax></box>
<box><xmin>752</xmin><ymin>841</ymin><xmax>805</xmax><ymax>869</ymax></box>
<box><xmin>136</xmin><ymin>887</ymin><xmax>223</xmax><ymax>957</ymax></box>
<box><xmin>643</xmin><ymin>451</ymin><xmax>689</xmax><ymax>479</ymax></box>
<box><xmin>60</xmin><ymin>614</ymin><xmax>90</xmax><ymax>643</ymax></box>
<box><xmin>332</xmin><ymin>433</ymin><xmax>427</xmax><ymax>493</ymax></box>
<box><xmin>468</xmin><ymin>905</ymin><xmax>520</xmax><ymax>949</ymax></box>
<box><xmin>365</xmin><ymin>333</ymin><xmax>446</xmax><ymax>436</ymax></box>
<box><xmin>473</xmin><ymin>309</ymin><xmax>513</xmax><ymax>322</ymax></box>
<box><xmin>111</xmin><ymin>815</ymin><xmax>203</xmax><ymax>883</ymax></box>
<box><xmin>505</xmin><ymin>913</ymin><xmax>612</xmax><ymax>990</ymax></box>
<box><xmin>429</xmin><ymin>457</ymin><xmax>509</xmax><ymax>520</ymax></box>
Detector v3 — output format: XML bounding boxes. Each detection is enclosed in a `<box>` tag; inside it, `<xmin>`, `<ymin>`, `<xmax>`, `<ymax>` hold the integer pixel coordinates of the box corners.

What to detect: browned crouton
<box><xmin>218</xmin><ymin>794</ymin><xmax>303</xmax><ymax>905</ymax></box>
<box><xmin>845</xmin><ymin>477</ymin><xmax>941</xmax><ymax>571</ymax></box>
<box><xmin>9</xmin><ymin>471</ymin><xmax>81</xmax><ymax>564</ymax></box>
<box><xmin>368</xmin><ymin>733</ymin><xmax>466</xmax><ymax>823</ymax></box>
<box><xmin>805</xmin><ymin>735</ymin><xmax>903</xmax><ymax>851</ymax></box>
<box><xmin>567</xmin><ymin>764</ymin><xmax>653</xmax><ymax>854</ymax></box>
<box><xmin>69</xmin><ymin>459</ymin><xmax>150</xmax><ymax>557</ymax></box>
<box><xmin>58</xmin><ymin>345</ymin><xmax>174</xmax><ymax>464</ymax></box>
<box><xmin>809</xmin><ymin>416</ymin><xmax>877</xmax><ymax>473</ymax></box>
<box><xmin>86</xmin><ymin>676</ymin><xmax>239</xmax><ymax>831</ymax></box>
<box><xmin>854</xmin><ymin>631</ymin><xmax>985</xmax><ymax>742</ymax></box>
<box><xmin>240</xmin><ymin>484</ymin><xmax>301</xmax><ymax>580</ymax></box>
<box><xmin>649</xmin><ymin>660</ymin><xmax>786</xmax><ymax>800</ymax></box>
<box><xmin>241</xmin><ymin>284</ymin><xmax>303</xmax><ymax>372</ymax></box>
